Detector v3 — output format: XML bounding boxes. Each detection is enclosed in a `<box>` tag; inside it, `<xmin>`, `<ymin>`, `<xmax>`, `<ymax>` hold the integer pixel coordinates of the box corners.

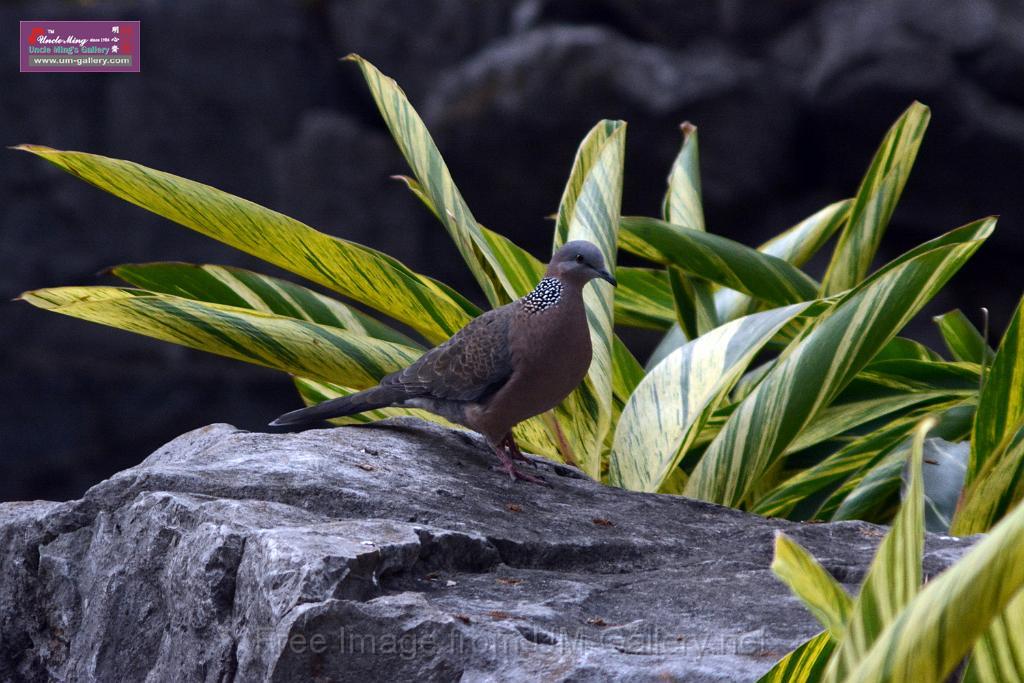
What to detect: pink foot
<box><xmin>490</xmin><ymin>440</ymin><xmax>547</xmax><ymax>485</ymax></box>
<box><xmin>499</xmin><ymin>433</ymin><xmax>531</xmax><ymax>464</ymax></box>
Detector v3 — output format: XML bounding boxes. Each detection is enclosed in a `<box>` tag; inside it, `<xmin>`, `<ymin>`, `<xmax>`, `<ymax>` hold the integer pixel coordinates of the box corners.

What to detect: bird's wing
<box><xmin>382</xmin><ymin>305</ymin><xmax>515</xmax><ymax>402</ymax></box>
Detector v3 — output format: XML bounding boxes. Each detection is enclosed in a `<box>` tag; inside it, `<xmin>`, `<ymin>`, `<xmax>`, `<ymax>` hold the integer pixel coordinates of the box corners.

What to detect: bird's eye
<box><xmin>575</xmin><ymin>254</ymin><xmax>584</xmax><ymax>263</ymax></box>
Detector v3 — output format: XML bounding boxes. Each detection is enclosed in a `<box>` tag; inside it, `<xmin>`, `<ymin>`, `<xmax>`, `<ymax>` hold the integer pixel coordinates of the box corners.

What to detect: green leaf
<box><xmin>620</xmin><ymin>216</ymin><xmax>820</xmax><ymax>308</ymax></box>
<box><xmin>872</xmin><ymin>337</ymin><xmax>943</xmax><ymax>363</ymax></box>
<box><xmin>15</xmin><ymin>145</ymin><xmax>474</xmax><ymax>345</ymax></box>
<box><xmin>646</xmin><ymin>324</ymin><xmax>688</xmax><ymax>372</ymax></box>
<box><xmin>825</xmin><ymin>402</ymin><xmax>974</xmax><ymax>523</ymax></box>
<box><xmin>934</xmin><ymin>309</ymin><xmax>995</xmax><ymax>364</ymax></box>
<box><xmin>650</xmin><ymin>199</ymin><xmax>849</xmax><ymax>368</ymax></box>
<box><xmin>966</xmin><ymin>295</ymin><xmax>1024</xmax><ymax>486</ymax></box>
<box><xmin>609</xmin><ymin>303</ymin><xmax>811</xmax><ymax>492</ymax></box>
<box><xmin>842</xmin><ymin>459</ymin><xmax>1024</xmax><ymax>682</ymax></box>
<box><xmin>951</xmin><ymin>423</ymin><xmax>1024</xmax><ymax>535</ymax></box>
<box><xmin>19</xmin><ymin>287</ymin><xmax>422</xmax><ymax>389</ymax></box>
<box><xmin>822</xmin><ymin>417</ymin><xmax>931</xmax><ymax>682</ymax></box>
<box><xmin>612</xmin><ymin>267</ymin><xmax>674</xmax><ymax>329</ymax></box>
<box><xmin>757</xmin><ymin>632</ymin><xmax>834</xmax><ymax>683</ymax></box>
<box><xmin>685</xmin><ymin>218</ymin><xmax>994</xmax><ymax>507</ymax></box>
<box><xmin>964</xmin><ymin>594</ymin><xmax>1024</xmax><ymax>683</ymax></box>
<box><xmin>549</xmin><ymin>120</ymin><xmax>626</xmax><ymax>477</ymax></box>
<box><xmin>112</xmin><ymin>262</ymin><xmax>419</xmax><ymax>347</ymax></box>
<box><xmin>718</xmin><ymin>199</ymin><xmax>851</xmax><ymax>322</ymax></box>
<box><xmin>348</xmin><ymin>55</ymin><xmax>518</xmax><ymax>308</ymax></box>
<box><xmin>664</xmin><ymin>123</ymin><xmax>718</xmax><ymax>336</ymax></box>
<box><xmin>820</xmin><ymin>102</ymin><xmax>930</xmax><ymax>295</ymax></box>
<box><xmin>771</xmin><ymin>533</ymin><xmax>853</xmax><ymax>638</ymax></box>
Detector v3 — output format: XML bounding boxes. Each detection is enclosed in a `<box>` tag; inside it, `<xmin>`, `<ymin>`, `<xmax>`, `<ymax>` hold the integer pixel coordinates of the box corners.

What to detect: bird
<box><xmin>270</xmin><ymin>240</ymin><xmax>616</xmax><ymax>484</ymax></box>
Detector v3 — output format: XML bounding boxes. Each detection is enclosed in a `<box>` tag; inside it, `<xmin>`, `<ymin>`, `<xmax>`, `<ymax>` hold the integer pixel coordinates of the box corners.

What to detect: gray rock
<box><xmin>0</xmin><ymin>419</ymin><xmax>976</xmax><ymax>681</ymax></box>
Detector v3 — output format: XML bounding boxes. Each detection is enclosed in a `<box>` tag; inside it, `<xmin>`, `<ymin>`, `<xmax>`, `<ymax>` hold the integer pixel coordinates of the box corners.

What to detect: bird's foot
<box><xmin>490</xmin><ymin>461</ymin><xmax>548</xmax><ymax>485</ymax></box>
<box><xmin>499</xmin><ymin>433</ymin><xmax>532</xmax><ymax>464</ymax></box>
<box><xmin>491</xmin><ymin>442</ymin><xmax>547</xmax><ymax>485</ymax></box>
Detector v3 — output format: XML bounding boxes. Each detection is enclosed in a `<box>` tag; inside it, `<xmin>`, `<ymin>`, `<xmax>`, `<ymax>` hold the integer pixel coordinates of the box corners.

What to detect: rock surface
<box><xmin>0</xmin><ymin>419</ymin><xmax>975</xmax><ymax>682</ymax></box>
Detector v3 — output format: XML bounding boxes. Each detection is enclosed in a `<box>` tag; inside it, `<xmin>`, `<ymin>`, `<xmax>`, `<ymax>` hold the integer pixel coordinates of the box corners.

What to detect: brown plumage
<box><xmin>270</xmin><ymin>240</ymin><xmax>616</xmax><ymax>483</ymax></box>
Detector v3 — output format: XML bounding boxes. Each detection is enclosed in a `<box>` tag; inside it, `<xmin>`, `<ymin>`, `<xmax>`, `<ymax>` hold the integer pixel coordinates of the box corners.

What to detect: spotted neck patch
<box><xmin>521</xmin><ymin>277</ymin><xmax>563</xmax><ymax>313</ymax></box>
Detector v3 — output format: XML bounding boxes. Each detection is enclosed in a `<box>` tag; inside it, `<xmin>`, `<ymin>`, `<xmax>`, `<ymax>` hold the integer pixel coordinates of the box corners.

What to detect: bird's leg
<box><xmin>499</xmin><ymin>432</ymin><xmax>531</xmax><ymax>464</ymax></box>
<box><xmin>489</xmin><ymin>441</ymin><xmax>547</xmax><ymax>485</ymax></box>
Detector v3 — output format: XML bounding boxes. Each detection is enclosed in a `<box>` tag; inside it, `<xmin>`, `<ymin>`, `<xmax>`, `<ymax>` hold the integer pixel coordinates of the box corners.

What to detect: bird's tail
<box><xmin>268</xmin><ymin>385</ymin><xmax>409</xmax><ymax>429</ymax></box>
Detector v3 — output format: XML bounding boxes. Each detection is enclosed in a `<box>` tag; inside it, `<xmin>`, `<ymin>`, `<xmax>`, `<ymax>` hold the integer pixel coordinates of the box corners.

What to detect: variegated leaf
<box><xmin>685</xmin><ymin>218</ymin><xmax>994</xmax><ymax>507</ymax></box>
<box><xmin>934</xmin><ymin>309</ymin><xmax>995</xmax><ymax>364</ymax></box>
<box><xmin>609</xmin><ymin>304</ymin><xmax>810</xmax><ymax>492</ymax></box>
<box><xmin>772</xmin><ymin>532</ymin><xmax>853</xmax><ymax>638</ymax></box>
<box><xmin>15</xmin><ymin>145</ymin><xmax>474</xmax><ymax>345</ymax></box>
<box><xmin>19</xmin><ymin>287</ymin><xmax>422</xmax><ymax>389</ymax></box>
<box><xmin>965</xmin><ymin>294</ymin><xmax>1024</xmax><ymax>486</ymax></box>
<box><xmin>821</xmin><ymin>417</ymin><xmax>931</xmax><ymax>682</ymax></box>
<box><xmin>348</xmin><ymin>55</ymin><xmax>517</xmax><ymax>308</ymax></box>
<box><xmin>757</xmin><ymin>632</ymin><xmax>834</xmax><ymax>683</ymax></box>
<box><xmin>550</xmin><ymin>120</ymin><xmax>625</xmax><ymax>477</ymax></box>
<box><xmin>843</xmin><ymin>462</ymin><xmax>1024</xmax><ymax>682</ymax></box>
<box><xmin>620</xmin><ymin>216</ymin><xmax>819</xmax><ymax>308</ymax></box>
<box><xmin>112</xmin><ymin>262</ymin><xmax>419</xmax><ymax>347</ymax></box>
<box><xmin>820</xmin><ymin>102</ymin><xmax>930</xmax><ymax>295</ymax></box>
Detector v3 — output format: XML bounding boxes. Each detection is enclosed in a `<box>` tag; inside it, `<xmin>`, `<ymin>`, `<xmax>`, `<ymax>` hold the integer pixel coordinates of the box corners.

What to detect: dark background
<box><xmin>3</xmin><ymin>0</ymin><xmax>1022</xmax><ymax>502</ymax></box>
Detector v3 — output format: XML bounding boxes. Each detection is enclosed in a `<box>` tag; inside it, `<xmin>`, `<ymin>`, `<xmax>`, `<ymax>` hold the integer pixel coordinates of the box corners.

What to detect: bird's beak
<box><xmin>597</xmin><ymin>269</ymin><xmax>617</xmax><ymax>287</ymax></box>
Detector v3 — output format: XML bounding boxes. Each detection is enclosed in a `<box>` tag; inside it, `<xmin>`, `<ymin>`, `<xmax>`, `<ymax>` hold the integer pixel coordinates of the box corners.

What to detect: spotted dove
<box><xmin>270</xmin><ymin>240</ymin><xmax>616</xmax><ymax>483</ymax></box>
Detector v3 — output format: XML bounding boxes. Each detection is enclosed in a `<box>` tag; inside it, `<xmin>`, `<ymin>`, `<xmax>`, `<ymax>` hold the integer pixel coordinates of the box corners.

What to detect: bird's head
<box><xmin>546</xmin><ymin>240</ymin><xmax>617</xmax><ymax>287</ymax></box>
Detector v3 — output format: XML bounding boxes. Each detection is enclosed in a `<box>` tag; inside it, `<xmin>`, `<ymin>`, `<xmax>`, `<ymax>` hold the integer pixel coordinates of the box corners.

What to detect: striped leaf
<box><xmin>620</xmin><ymin>216</ymin><xmax>820</xmax><ymax>308</ymax></box>
<box><xmin>821</xmin><ymin>417</ymin><xmax>931</xmax><ymax>682</ymax></box>
<box><xmin>685</xmin><ymin>218</ymin><xmax>994</xmax><ymax>507</ymax></box>
<box><xmin>964</xmin><ymin>594</ymin><xmax>1024</xmax><ymax>683</ymax></box>
<box><xmin>824</xmin><ymin>403</ymin><xmax>974</xmax><ymax>523</ymax></box>
<box><xmin>664</xmin><ymin>123</ymin><xmax>718</xmax><ymax>337</ymax></box>
<box><xmin>550</xmin><ymin>120</ymin><xmax>626</xmax><ymax>477</ymax></box>
<box><xmin>772</xmin><ymin>532</ymin><xmax>853</xmax><ymax>638</ymax></box>
<box><xmin>752</xmin><ymin>400</ymin><xmax>965</xmax><ymax>519</ymax></box>
<box><xmin>757</xmin><ymin>632</ymin><xmax>834</xmax><ymax>683</ymax></box>
<box><xmin>842</xmin><ymin>461</ymin><xmax>1024</xmax><ymax>682</ymax></box>
<box><xmin>718</xmin><ymin>199</ymin><xmax>851</xmax><ymax>322</ymax></box>
<box><xmin>873</xmin><ymin>336</ymin><xmax>943</xmax><ymax>363</ymax></box>
<box><xmin>349</xmin><ymin>55</ymin><xmax>518</xmax><ymax>308</ymax></box>
<box><xmin>612</xmin><ymin>267</ymin><xmax>674</xmax><ymax>329</ymax></box>
<box><xmin>646</xmin><ymin>200</ymin><xmax>850</xmax><ymax>368</ymax></box>
<box><xmin>820</xmin><ymin>102</ymin><xmax>930</xmax><ymax>295</ymax></box>
<box><xmin>112</xmin><ymin>262</ymin><xmax>419</xmax><ymax>347</ymax></box>
<box><xmin>965</xmin><ymin>295</ymin><xmax>1024</xmax><ymax>486</ymax></box>
<box><xmin>934</xmin><ymin>309</ymin><xmax>995</xmax><ymax>364</ymax></box>
<box><xmin>15</xmin><ymin>146</ymin><xmax>474</xmax><ymax>345</ymax></box>
<box><xmin>609</xmin><ymin>304</ymin><xmax>810</xmax><ymax>492</ymax></box>
<box><xmin>951</xmin><ymin>422</ymin><xmax>1024</xmax><ymax>535</ymax></box>
<box><xmin>18</xmin><ymin>287</ymin><xmax>422</xmax><ymax>389</ymax></box>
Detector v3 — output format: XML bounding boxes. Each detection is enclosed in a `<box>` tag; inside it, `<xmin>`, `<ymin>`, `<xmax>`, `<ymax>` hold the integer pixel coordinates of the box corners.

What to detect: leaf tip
<box><xmin>341</xmin><ymin>53</ymin><xmax>362</xmax><ymax>63</ymax></box>
<box><xmin>680</xmin><ymin>121</ymin><xmax>697</xmax><ymax>137</ymax></box>
<box><xmin>10</xmin><ymin>143</ymin><xmax>54</xmax><ymax>155</ymax></box>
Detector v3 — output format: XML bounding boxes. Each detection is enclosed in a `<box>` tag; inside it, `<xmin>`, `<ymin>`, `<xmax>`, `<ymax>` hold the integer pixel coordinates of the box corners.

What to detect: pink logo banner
<box><xmin>20</xmin><ymin>20</ymin><xmax>139</xmax><ymax>73</ymax></box>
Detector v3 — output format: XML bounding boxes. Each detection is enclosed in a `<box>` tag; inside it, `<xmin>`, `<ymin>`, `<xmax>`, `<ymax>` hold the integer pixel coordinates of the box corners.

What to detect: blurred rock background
<box><xmin>3</xmin><ymin>0</ymin><xmax>1022</xmax><ymax>502</ymax></box>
